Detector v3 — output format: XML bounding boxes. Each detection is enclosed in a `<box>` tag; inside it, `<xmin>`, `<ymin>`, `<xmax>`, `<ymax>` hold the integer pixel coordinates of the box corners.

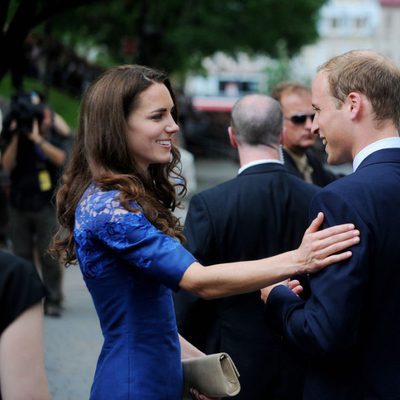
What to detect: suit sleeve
<box><xmin>265</xmin><ymin>189</ymin><xmax>370</xmax><ymax>356</ymax></box>
<box><xmin>182</xmin><ymin>193</ymin><xmax>215</xmax><ymax>263</ymax></box>
<box><xmin>173</xmin><ymin>193</ymin><xmax>216</xmax><ymax>349</ymax></box>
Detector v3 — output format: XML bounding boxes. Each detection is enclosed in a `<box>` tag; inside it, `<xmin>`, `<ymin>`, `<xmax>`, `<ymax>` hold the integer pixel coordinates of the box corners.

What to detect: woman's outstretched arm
<box><xmin>179</xmin><ymin>212</ymin><xmax>359</xmax><ymax>299</ymax></box>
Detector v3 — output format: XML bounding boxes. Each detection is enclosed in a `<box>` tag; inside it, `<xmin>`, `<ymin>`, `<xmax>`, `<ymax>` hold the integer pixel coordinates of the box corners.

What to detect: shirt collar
<box><xmin>353</xmin><ymin>137</ymin><xmax>400</xmax><ymax>171</ymax></box>
<box><xmin>238</xmin><ymin>159</ymin><xmax>283</xmax><ymax>175</ymax></box>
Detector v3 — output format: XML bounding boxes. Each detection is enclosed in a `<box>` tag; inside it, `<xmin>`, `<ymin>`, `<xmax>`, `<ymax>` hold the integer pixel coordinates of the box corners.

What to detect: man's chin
<box><xmin>326</xmin><ymin>149</ymin><xmax>352</xmax><ymax>165</ymax></box>
<box><xmin>325</xmin><ymin>150</ymin><xmax>335</xmax><ymax>164</ymax></box>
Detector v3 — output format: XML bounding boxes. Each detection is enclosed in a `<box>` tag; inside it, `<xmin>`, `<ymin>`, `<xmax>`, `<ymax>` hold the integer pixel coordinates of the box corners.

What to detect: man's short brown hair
<box><xmin>270</xmin><ymin>81</ymin><xmax>310</xmax><ymax>103</ymax></box>
<box><xmin>318</xmin><ymin>50</ymin><xmax>400</xmax><ymax>131</ymax></box>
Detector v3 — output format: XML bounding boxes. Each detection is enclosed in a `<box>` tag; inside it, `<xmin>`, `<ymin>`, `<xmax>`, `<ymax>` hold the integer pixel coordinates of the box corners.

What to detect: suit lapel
<box><xmin>357</xmin><ymin>148</ymin><xmax>400</xmax><ymax>171</ymax></box>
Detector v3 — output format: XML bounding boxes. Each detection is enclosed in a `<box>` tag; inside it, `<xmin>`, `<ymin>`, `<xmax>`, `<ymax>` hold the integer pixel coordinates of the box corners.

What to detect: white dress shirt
<box><xmin>238</xmin><ymin>159</ymin><xmax>283</xmax><ymax>175</ymax></box>
<box><xmin>353</xmin><ymin>137</ymin><xmax>400</xmax><ymax>172</ymax></box>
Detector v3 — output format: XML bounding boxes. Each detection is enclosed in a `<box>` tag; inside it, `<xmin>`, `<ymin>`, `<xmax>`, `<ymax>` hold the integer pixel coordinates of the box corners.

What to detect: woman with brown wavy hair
<box><xmin>52</xmin><ymin>65</ymin><xmax>359</xmax><ymax>400</ymax></box>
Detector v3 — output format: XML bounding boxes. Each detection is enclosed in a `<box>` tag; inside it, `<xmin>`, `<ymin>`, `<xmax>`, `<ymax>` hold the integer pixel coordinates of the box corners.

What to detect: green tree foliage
<box><xmin>0</xmin><ymin>0</ymin><xmax>101</xmax><ymax>83</ymax></box>
<box><xmin>53</xmin><ymin>0</ymin><xmax>327</xmax><ymax>74</ymax></box>
<box><xmin>0</xmin><ymin>0</ymin><xmax>327</xmax><ymax>85</ymax></box>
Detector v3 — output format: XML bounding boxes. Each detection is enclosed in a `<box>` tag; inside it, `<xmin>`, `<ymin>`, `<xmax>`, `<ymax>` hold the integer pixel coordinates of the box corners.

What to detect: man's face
<box><xmin>281</xmin><ymin>91</ymin><xmax>316</xmax><ymax>155</ymax></box>
<box><xmin>311</xmin><ymin>72</ymin><xmax>353</xmax><ymax>165</ymax></box>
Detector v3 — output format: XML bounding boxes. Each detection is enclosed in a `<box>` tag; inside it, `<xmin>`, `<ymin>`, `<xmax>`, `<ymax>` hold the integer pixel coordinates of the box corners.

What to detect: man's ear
<box><xmin>228</xmin><ymin>126</ymin><xmax>238</xmax><ymax>148</ymax></box>
<box><xmin>347</xmin><ymin>92</ymin><xmax>362</xmax><ymax>120</ymax></box>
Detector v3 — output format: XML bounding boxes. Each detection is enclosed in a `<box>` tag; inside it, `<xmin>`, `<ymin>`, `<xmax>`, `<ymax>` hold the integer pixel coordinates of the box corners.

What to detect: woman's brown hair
<box><xmin>52</xmin><ymin>65</ymin><xmax>186</xmax><ymax>265</ymax></box>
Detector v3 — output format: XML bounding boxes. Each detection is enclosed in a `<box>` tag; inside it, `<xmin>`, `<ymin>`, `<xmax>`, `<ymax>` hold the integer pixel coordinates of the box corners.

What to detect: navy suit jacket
<box><xmin>174</xmin><ymin>163</ymin><xmax>320</xmax><ymax>400</ymax></box>
<box><xmin>266</xmin><ymin>148</ymin><xmax>400</xmax><ymax>400</ymax></box>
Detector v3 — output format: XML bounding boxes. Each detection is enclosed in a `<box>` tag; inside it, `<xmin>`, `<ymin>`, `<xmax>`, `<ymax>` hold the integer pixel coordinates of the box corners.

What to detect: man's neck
<box><xmin>351</xmin><ymin>120</ymin><xmax>399</xmax><ymax>158</ymax></box>
<box><xmin>353</xmin><ymin>136</ymin><xmax>400</xmax><ymax>171</ymax></box>
<box><xmin>238</xmin><ymin>144</ymin><xmax>280</xmax><ymax>167</ymax></box>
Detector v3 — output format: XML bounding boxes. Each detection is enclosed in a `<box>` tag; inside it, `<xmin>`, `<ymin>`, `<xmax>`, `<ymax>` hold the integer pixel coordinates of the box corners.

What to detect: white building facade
<box><xmin>294</xmin><ymin>0</ymin><xmax>400</xmax><ymax>79</ymax></box>
<box><xmin>375</xmin><ymin>0</ymin><xmax>400</xmax><ymax>65</ymax></box>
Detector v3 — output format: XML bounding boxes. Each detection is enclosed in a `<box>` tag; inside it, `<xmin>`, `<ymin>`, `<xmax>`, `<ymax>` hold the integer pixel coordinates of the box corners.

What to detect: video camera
<box><xmin>1</xmin><ymin>91</ymin><xmax>46</xmax><ymax>138</ymax></box>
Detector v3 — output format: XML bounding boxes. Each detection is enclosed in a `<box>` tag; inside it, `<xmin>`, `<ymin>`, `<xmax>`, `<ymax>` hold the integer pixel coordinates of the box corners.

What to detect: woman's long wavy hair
<box><xmin>52</xmin><ymin>65</ymin><xmax>186</xmax><ymax>265</ymax></box>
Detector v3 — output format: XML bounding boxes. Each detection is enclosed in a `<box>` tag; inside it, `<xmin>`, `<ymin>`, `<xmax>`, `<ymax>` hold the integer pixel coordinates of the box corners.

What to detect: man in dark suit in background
<box><xmin>271</xmin><ymin>82</ymin><xmax>338</xmax><ymax>186</ymax></box>
<box><xmin>174</xmin><ymin>94</ymin><xmax>319</xmax><ymax>399</ymax></box>
<box><xmin>263</xmin><ymin>50</ymin><xmax>400</xmax><ymax>399</ymax></box>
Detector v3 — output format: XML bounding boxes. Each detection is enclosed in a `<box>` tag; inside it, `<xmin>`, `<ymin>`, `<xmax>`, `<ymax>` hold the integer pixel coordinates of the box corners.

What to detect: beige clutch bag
<box><xmin>182</xmin><ymin>352</ymin><xmax>241</xmax><ymax>399</ymax></box>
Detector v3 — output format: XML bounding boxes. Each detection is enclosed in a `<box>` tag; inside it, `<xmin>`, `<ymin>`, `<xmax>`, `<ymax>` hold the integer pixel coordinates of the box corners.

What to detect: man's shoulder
<box><xmin>0</xmin><ymin>251</ymin><xmax>43</xmax><ymax>293</ymax></box>
<box><xmin>313</xmin><ymin>170</ymin><xmax>373</xmax><ymax>205</ymax></box>
<box><xmin>316</xmin><ymin>172</ymin><xmax>356</xmax><ymax>193</ymax></box>
<box><xmin>0</xmin><ymin>251</ymin><xmax>31</xmax><ymax>274</ymax></box>
<box><xmin>193</xmin><ymin>167</ymin><xmax>319</xmax><ymax>203</ymax></box>
<box><xmin>272</xmin><ymin>165</ymin><xmax>321</xmax><ymax>197</ymax></box>
<box><xmin>192</xmin><ymin>176</ymin><xmax>239</xmax><ymax>202</ymax></box>
<box><xmin>285</xmin><ymin>170</ymin><xmax>320</xmax><ymax>190</ymax></box>
<box><xmin>321</xmin><ymin>160</ymin><xmax>388</xmax><ymax>192</ymax></box>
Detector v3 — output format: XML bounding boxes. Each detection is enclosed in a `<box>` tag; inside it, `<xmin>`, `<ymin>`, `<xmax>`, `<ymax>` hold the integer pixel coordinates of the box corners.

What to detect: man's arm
<box><xmin>1</xmin><ymin>134</ymin><xmax>18</xmax><ymax>174</ymax></box>
<box><xmin>29</xmin><ymin>120</ymin><xmax>66</xmax><ymax>167</ymax></box>
<box><xmin>265</xmin><ymin>189</ymin><xmax>368</xmax><ymax>356</ymax></box>
<box><xmin>1</xmin><ymin>120</ymin><xmax>66</xmax><ymax>173</ymax></box>
<box><xmin>183</xmin><ymin>193</ymin><xmax>215</xmax><ymax>262</ymax></box>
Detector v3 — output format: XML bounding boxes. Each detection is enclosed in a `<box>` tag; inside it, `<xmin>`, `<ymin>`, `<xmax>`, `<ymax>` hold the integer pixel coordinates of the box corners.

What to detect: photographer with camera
<box><xmin>1</xmin><ymin>91</ymin><xmax>69</xmax><ymax>317</ymax></box>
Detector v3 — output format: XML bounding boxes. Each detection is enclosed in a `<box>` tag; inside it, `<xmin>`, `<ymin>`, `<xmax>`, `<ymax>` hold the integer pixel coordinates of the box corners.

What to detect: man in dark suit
<box><xmin>271</xmin><ymin>82</ymin><xmax>338</xmax><ymax>186</ymax></box>
<box><xmin>174</xmin><ymin>94</ymin><xmax>320</xmax><ymax>399</ymax></box>
<box><xmin>263</xmin><ymin>50</ymin><xmax>400</xmax><ymax>399</ymax></box>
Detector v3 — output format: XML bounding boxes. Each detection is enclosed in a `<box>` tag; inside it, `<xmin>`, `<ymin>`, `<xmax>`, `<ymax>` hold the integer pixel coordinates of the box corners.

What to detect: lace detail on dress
<box><xmin>75</xmin><ymin>187</ymin><xmax>130</xmax><ymax>230</ymax></box>
<box><xmin>74</xmin><ymin>184</ymin><xmax>183</xmax><ymax>278</ymax></box>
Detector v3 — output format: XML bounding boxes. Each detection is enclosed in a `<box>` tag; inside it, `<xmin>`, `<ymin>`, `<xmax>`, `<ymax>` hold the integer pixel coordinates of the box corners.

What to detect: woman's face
<box><xmin>126</xmin><ymin>82</ymin><xmax>179</xmax><ymax>173</ymax></box>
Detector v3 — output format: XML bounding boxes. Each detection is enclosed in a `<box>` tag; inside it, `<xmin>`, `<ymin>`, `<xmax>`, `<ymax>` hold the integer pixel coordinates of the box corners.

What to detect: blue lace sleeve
<box><xmin>75</xmin><ymin>187</ymin><xmax>195</xmax><ymax>289</ymax></box>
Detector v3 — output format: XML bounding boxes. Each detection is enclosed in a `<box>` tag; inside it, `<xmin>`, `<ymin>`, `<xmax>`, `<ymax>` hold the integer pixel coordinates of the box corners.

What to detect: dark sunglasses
<box><xmin>286</xmin><ymin>113</ymin><xmax>315</xmax><ymax>125</ymax></box>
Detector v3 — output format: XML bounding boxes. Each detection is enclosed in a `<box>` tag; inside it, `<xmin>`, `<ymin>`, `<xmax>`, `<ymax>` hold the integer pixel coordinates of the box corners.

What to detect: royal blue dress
<box><xmin>74</xmin><ymin>185</ymin><xmax>196</xmax><ymax>399</ymax></box>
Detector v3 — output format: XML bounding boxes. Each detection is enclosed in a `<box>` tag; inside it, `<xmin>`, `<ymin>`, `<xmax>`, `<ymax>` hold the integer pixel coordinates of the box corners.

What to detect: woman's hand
<box><xmin>260</xmin><ymin>279</ymin><xmax>303</xmax><ymax>303</ymax></box>
<box><xmin>294</xmin><ymin>212</ymin><xmax>360</xmax><ymax>274</ymax></box>
<box><xmin>190</xmin><ymin>388</ymin><xmax>219</xmax><ymax>400</ymax></box>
